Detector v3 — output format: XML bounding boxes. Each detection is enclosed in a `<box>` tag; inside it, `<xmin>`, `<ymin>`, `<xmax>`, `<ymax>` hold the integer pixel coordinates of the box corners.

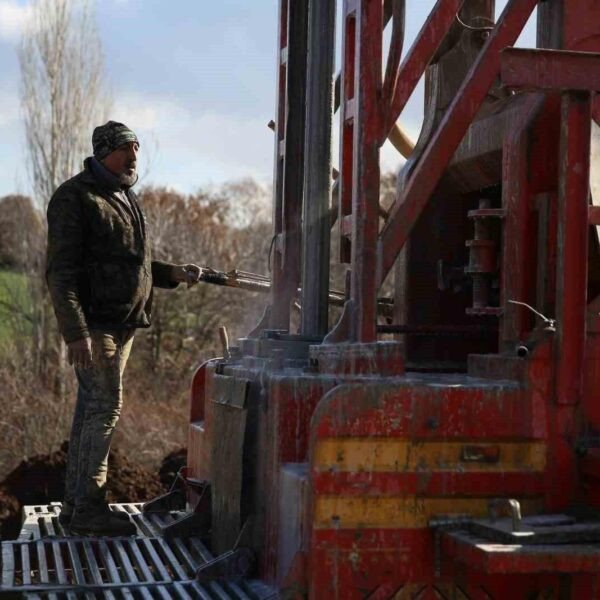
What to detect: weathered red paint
<box><xmin>378</xmin><ymin>0</ymin><xmax>538</xmax><ymax>287</ymax></box>
<box><xmin>185</xmin><ymin>1</ymin><xmax>600</xmax><ymax>597</ymax></box>
<box><xmin>349</xmin><ymin>0</ymin><xmax>382</xmax><ymax>341</ymax></box>
<box><xmin>555</xmin><ymin>92</ymin><xmax>592</xmax><ymax>407</ymax></box>
<box><xmin>313</xmin><ymin>471</ymin><xmax>546</xmax><ymax>497</ymax></box>
<box><xmin>383</xmin><ymin>0</ymin><xmax>466</xmax><ymax>138</ymax></box>
<box><xmin>499</xmin><ymin>94</ymin><xmax>544</xmax><ymax>349</ymax></box>
<box><xmin>501</xmin><ymin>48</ymin><xmax>600</xmax><ymax>92</ymax></box>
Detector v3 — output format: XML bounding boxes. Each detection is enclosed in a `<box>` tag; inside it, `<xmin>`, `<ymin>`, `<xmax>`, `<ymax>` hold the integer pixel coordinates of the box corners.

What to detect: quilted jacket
<box><xmin>46</xmin><ymin>158</ymin><xmax>177</xmax><ymax>343</ymax></box>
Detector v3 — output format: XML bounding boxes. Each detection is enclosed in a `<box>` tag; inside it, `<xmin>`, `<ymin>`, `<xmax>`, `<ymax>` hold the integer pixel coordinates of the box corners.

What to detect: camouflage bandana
<box><xmin>92</xmin><ymin>121</ymin><xmax>139</xmax><ymax>160</ymax></box>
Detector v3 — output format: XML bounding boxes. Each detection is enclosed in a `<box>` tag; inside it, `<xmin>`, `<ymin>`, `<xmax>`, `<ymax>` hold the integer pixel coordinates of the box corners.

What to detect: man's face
<box><xmin>102</xmin><ymin>141</ymin><xmax>139</xmax><ymax>186</ymax></box>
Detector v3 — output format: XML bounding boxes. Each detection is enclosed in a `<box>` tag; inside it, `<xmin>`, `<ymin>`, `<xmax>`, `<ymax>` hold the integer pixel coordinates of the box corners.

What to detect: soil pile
<box><xmin>158</xmin><ymin>448</ymin><xmax>187</xmax><ymax>488</ymax></box>
<box><xmin>0</xmin><ymin>441</ymin><xmax>173</xmax><ymax>540</ymax></box>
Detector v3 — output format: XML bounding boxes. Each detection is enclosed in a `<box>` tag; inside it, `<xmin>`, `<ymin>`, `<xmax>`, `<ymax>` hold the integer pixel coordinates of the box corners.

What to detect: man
<box><xmin>46</xmin><ymin>121</ymin><xmax>200</xmax><ymax>536</ymax></box>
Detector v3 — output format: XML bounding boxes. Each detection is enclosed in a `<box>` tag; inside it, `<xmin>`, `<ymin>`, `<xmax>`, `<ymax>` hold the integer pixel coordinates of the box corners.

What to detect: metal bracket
<box><xmin>142</xmin><ymin>489</ymin><xmax>186</xmax><ymax>513</ymax></box>
<box><xmin>195</xmin><ymin>547</ymin><xmax>256</xmax><ymax>583</ymax></box>
<box><xmin>143</xmin><ymin>473</ymin><xmax>212</xmax><ymax>539</ymax></box>
<box><xmin>323</xmin><ymin>299</ymin><xmax>355</xmax><ymax>344</ymax></box>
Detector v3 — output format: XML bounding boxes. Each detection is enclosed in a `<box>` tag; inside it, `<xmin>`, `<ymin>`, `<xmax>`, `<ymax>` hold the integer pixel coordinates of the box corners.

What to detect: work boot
<box><xmin>59</xmin><ymin>501</ymin><xmax>131</xmax><ymax>527</ymax></box>
<box><xmin>70</xmin><ymin>503</ymin><xmax>137</xmax><ymax>537</ymax></box>
<box><xmin>58</xmin><ymin>502</ymin><xmax>74</xmax><ymax>528</ymax></box>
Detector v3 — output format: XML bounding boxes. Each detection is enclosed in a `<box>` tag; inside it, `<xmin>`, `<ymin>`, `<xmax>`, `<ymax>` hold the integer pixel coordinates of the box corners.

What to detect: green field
<box><xmin>0</xmin><ymin>270</ymin><xmax>33</xmax><ymax>344</ymax></box>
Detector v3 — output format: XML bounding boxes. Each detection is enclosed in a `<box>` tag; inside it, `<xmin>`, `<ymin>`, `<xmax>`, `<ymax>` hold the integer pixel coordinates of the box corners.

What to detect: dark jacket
<box><xmin>46</xmin><ymin>157</ymin><xmax>177</xmax><ymax>343</ymax></box>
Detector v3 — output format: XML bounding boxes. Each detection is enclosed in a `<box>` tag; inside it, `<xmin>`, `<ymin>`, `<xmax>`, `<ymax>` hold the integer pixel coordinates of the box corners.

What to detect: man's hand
<box><xmin>171</xmin><ymin>264</ymin><xmax>202</xmax><ymax>288</ymax></box>
<box><xmin>68</xmin><ymin>337</ymin><xmax>93</xmax><ymax>369</ymax></box>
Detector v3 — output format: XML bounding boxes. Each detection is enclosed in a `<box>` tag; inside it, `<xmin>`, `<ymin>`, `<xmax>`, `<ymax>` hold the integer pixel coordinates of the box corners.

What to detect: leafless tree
<box><xmin>17</xmin><ymin>0</ymin><xmax>111</xmax><ymax>389</ymax></box>
<box><xmin>19</xmin><ymin>0</ymin><xmax>111</xmax><ymax>209</ymax></box>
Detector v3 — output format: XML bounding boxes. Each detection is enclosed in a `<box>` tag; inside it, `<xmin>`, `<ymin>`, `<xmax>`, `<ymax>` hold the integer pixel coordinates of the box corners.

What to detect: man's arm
<box><xmin>46</xmin><ymin>190</ymin><xmax>90</xmax><ymax>346</ymax></box>
<box><xmin>151</xmin><ymin>261</ymin><xmax>202</xmax><ymax>288</ymax></box>
<box><xmin>151</xmin><ymin>260</ymin><xmax>180</xmax><ymax>289</ymax></box>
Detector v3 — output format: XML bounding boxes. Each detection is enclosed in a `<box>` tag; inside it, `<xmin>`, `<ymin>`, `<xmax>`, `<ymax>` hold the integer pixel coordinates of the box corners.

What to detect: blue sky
<box><xmin>0</xmin><ymin>0</ymin><xmax>536</xmax><ymax>199</ymax></box>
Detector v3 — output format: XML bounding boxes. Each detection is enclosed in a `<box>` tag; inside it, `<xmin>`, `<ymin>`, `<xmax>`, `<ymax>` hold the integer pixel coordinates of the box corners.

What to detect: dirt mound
<box><xmin>0</xmin><ymin>441</ymin><xmax>170</xmax><ymax>540</ymax></box>
<box><xmin>158</xmin><ymin>448</ymin><xmax>187</xmax><ymax>488</ymax></box>
<box><xmin>0</xmin><ymin>490</ymin><xmax>20</xmax><ymax>540</ymax></box>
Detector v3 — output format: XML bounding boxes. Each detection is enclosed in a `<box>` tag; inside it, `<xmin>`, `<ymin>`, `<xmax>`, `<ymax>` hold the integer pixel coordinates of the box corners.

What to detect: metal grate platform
<box><xmin>2</xmin><ymin>504</ymin><xmax>277</xmax><ymax>599</ymax></box>
<box><xmin>18</xmin><ymin>503</ymin><xmax>188</xmax><ymax>542</ymax></box>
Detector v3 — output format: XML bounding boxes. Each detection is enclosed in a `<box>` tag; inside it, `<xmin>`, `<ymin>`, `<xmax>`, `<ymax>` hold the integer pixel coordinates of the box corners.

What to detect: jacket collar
<box><xmin>80</xmin><ymin>157</ymin><xmax>147</xmax><ymax>241</ymax></box>
<box><xmin>82</xmin><ymin>156</ymin><xmax>139</xmax><ymax>193</ymax></box>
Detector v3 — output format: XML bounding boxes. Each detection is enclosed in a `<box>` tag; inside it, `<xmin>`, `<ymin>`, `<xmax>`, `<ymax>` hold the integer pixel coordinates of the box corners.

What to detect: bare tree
<box><xmin>19</xmin><ymin>0</ymin><xmax>111</xmax><ymax>208</ymax></box>
<box><xmin>18</xmin><ymin>0</ymin><xmax>111</xmax><ymax>389</ymax></box>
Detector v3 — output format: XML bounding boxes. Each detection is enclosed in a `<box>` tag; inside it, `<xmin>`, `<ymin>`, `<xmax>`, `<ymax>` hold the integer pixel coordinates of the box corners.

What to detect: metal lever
<box><xmin>488</xmin><ymin>498</ymin><xmax>522</xmax><ymax>532</ymax></box>
<box><xmin>508</xmin><ymin>300</ymin><xmax>556</xmax><ymax>333</ymax></box>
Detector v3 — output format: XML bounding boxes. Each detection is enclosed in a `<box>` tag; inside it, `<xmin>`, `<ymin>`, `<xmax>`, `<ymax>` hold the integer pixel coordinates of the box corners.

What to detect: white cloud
<box><xmin>0</xmin><ymin>0</ymin><xmax>32</xmax><ymax>43</ymax></box>
<box><xmin>109</xmin><ymin>93</ymin><xmax>273</xmax><ymax>185</ymax></box>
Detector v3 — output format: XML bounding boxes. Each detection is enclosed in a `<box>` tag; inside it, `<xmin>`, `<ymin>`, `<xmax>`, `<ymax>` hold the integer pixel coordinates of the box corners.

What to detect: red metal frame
<box><xmin>382</xmin><ymin>0</ymin><xmax>466</xmax><ymax>140</ymax></box>
<box><xmin>187</xmin><ymin>1</ymin><xmax>600</xmax><ymax>597</ymax></box>
<box><xmin>378</xmin><ymin>0</ymin><xmax>539</xmax><ymax>288</ymax></box>
<box><xmin>501</xmin><ymin>47</ymin><xmax>600</xmax><ymax>91</ymax></box>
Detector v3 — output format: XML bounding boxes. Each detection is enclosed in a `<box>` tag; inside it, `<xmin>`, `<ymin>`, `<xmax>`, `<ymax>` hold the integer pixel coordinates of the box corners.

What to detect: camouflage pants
<box><xmin>64</xmin><ymin>329</ymin><xmax>134</xmax><ymax>508</ymax></box>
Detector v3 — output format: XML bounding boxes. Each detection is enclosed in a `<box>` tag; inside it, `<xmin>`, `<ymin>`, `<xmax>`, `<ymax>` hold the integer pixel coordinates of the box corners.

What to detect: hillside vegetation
<box><xmin>0</xmin><ymin>180</ymin><xmax>271</xmax><ymax>478</ymax></box>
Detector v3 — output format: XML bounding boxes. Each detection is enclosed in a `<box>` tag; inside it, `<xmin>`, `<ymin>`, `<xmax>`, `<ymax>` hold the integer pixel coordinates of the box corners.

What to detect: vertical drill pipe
<box><xmin>555</xmin><ymin>91</ymin><xmax>592</xmax><ymax>406</ymax></box>
<box><xmin>300</xmin><ymin>0</ymin><xmax>336</xmax><ymax>337</ymax></box>
<box><xmin>271</xmin><ymin>0</ymin><xmax>309</xmax><ymax>330</ymax></box>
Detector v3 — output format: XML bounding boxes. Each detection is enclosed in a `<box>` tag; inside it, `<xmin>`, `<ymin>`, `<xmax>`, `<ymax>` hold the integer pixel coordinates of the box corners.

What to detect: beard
<box><xmin>118</xmin><ymin>168</ymin><xmax>138</xmax><ymax>187</ymax></box>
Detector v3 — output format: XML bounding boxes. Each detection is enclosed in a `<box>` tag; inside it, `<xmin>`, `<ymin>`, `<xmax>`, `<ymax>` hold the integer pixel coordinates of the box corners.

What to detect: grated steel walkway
<box><xmin>1</xmin><ymin>504</ymin><xmax>277</xmax><ymax>599</ymax></box>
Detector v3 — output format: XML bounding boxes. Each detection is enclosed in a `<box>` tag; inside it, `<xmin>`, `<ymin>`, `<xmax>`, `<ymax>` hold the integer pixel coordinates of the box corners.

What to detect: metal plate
<box><xmin>469</xmin><ymin>514</ymin><xmax>600</xmax><ymax>545</ymax></box>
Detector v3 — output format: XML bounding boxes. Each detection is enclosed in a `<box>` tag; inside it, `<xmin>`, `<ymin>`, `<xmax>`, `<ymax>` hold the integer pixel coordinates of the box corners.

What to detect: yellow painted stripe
<box><xmin>314</xmin><ymin>438</ymin><xmax>546</xmax><ymax>473</ymax></box>
<box><xmin>314</xmin><ymin>495</ymin><xmax>544</xmax><ymax>529</ymax></box>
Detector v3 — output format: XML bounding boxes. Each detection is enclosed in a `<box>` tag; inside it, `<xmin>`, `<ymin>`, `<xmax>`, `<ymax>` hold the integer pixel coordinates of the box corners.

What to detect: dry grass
<box><xmin>0</xmin><ymin>352</ymin><xmax>192</xmax><ymax>480</ymax></box>
<box><xmin>0</xmin><ymin>360</ymin><xmax>74</xmax><ymax>478</ymax></box>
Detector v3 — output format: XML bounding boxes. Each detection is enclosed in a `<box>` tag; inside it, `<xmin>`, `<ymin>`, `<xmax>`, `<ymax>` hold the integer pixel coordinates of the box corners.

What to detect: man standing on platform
<box><xmin>46</xmin><ymin>121</ymin><xmax>201</xmax><ymax>536</ymax></box>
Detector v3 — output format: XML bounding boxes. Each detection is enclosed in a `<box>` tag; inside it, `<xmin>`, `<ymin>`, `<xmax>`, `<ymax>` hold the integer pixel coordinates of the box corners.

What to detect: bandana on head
<box><xmin>92</xmin><ymin>121</ymin><xmax>139</xmax><ymax>160</ymax></box>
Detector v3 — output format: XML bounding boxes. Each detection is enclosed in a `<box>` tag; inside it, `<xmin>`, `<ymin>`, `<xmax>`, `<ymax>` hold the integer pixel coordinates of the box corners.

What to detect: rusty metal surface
<box><xmin>501</xmin><ymin>48</ymin><xmax>600</xmax><ymax>92</ymax></box>
<box><xmin>555</xmin><ymin>92</ymin><xmax>592</xmax><ymax>407</ymax></box>
<box><xmin>378</xmin><ymin>0</ymin><xmax>538</xmax><ymax>286</ymax></box>
<box><xmin>3</xmin><ymin>504</ymin><xmax>276</xmax><ymax>599</ymax></box>
<box><xmin>383</xmin><ymin>0</ymin><xmax>466</xmax><ymax>137</ymax></box>
<box><xmin>347</xmin><ymin>0</ymin><xmax>383</xmax><ymax>341</ymax></box>
<box><xmin>442</xmin><ymin>528</ymin><xmax>600</xmax><ymax>574</ymax></box>
<box><xmin>182</xmin><ymin>0</ymin><xmax>600</xmax><ymax>597</ymax></box>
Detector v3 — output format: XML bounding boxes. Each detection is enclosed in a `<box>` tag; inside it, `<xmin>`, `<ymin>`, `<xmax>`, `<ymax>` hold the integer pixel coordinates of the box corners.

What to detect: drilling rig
<box><xmin>4</xmin><ymin>0</ymin><xmax>600</xmax><ymax>598</ymax></box>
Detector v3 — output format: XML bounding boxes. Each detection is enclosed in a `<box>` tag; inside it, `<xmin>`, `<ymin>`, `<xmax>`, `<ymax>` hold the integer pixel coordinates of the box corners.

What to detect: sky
<box><xmin>0</xmin><ymin>0</ymin><xmax>537</xmax><ymax>200</ymax></box>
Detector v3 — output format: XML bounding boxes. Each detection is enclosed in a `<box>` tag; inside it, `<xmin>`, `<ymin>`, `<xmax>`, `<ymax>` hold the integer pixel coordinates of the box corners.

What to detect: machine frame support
<box><xmin>300</xmin><ymin>0</ymin><xmax>336</xmax><ymax>337</ymax></box>
<box><xmin>270</xmin><ymin>0</ymin><xmax>309</xmax><ymax>330</ymax></box>
<box><xmin>555</xmin><ymin>91</ymin><xmax>592</xmax><ymax>406</ymax></box>
<box><xmin>377</xmin><ymin>0</ymin><xmax>539</xmax><ymax>288</ymax></box>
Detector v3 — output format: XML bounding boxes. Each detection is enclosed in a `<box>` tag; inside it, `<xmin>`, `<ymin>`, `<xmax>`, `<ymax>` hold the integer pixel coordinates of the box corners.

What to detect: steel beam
<box><xmin>501</xmin><ymin>48</ymin><xmax>600</xmax><ymax>92</ymax></box>
<box><xmin>271</xmin><ymin>0</ymin><xmax>309</xmax><ymax>330</ymax></box>
<box><xmin>555</xmin><ymin>91</ymin><xmax>592</xmax><ymax>406</ymax></box>
<box><xmin>383</xmin><ymin>0</ymin><xmax>465</xmax><ymax>139</ymax></box>
<box><xmin>350</xmin><ymin>0</ymin><xmax>383</xmax><ymax>342</ymax></box>
<box><xmin>499</xmin><ymin>95</ymin><xmax>545</xmax><ymax>349</ymax></box>
<box><xmin>300</xmin><ymin>0</ymin><xmax>336</xmax><ymax>337</ymax></box>
<box><xmin>337</xmin><ymin>0</ymin><xmax>356</xmax><ymax>265</ymax></box>
<box><xmin>377</xmin><ymin>0</ymin><xmax>539</xmax><ymax>288</ymax></box>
